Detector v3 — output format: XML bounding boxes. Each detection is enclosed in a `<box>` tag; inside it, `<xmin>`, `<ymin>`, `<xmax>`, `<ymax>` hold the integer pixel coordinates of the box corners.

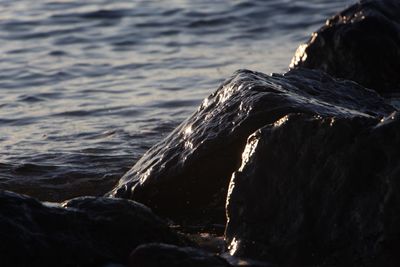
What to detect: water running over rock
<box><xmin>2</xmin><ymin>0</ymin><xmax>400</xmax><ymax>266</ymax></box>
<box><xmin>110</xmin><ymin>68</ymin><xmax>394</xmax><ymax>223</ymax></box>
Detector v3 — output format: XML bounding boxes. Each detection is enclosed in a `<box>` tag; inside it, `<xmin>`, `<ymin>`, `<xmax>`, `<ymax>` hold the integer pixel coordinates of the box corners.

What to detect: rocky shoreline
<box><xmin>2</xmin><ymin>0</ymin><xmax>400</xmax><ymax>266</ymax></box>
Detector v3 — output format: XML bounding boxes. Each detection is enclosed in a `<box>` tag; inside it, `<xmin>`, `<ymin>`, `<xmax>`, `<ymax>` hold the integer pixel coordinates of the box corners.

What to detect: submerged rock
<box><xmin>0</xmin><ymin>191</ymin><xmax>184</xmax><ymax>266</ymax></box>
<box><xmin>129</xmin><ymin>243</ymin><xmax>230</xmax><ymax>267</ymax></box>
<box><xmin>290</xmin><ymin>0</ymin><xmax>400</xmax><ymax>95</ymax></box>
<box><xmin>225</xmin><ymin>112</ymin><xmax>400</xmax><ymax>266</ymax></box>
<box><xmin>110</xmin><ymin>68</ymin><xmax>394</xmax><ymax>223</ymax></box>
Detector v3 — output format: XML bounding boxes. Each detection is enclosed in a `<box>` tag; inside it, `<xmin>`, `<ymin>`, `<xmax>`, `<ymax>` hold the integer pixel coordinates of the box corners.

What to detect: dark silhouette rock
<box><xmin>225</xmin><ymin>112</ymin><xmax>400</xmax><ymax>267</ymax></box>
<box><xmin>110</xmin><ymin>68</ymin><xmax>394</xmax><ymax>223</ymax></box>
<box><xmin>0</xmin><ymin>191</ymin><xmax>185</xmax><ymax>266</ymax></box>
<box><xmin>290</xmin><ymin>0</ymin><xmax>400</xmax><ymax>95</ymax></box>
<box><xmin>220</xmin><ymin>254</ymin><xmax>274</xmax><ymax>267</ymax></box>
<box><xmin>129</xmin><ymin>243</ymin><xmax>230</xmax><ymax>267</ymax></box>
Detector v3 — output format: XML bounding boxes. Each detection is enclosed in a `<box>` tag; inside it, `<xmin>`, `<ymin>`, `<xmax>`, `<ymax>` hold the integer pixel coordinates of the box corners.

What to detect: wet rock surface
<box><xmin>110</xmin><ymin>68</ymin><xmax>394</xmax><ymax>223</ymax></box>
<box><xmin>129</xmin><ymin>243</ymin><xmax>230</xmax><ymax>267</ymax></box>
<box><xmin>3</xmin><ymin>2</ymin><xmax>400</xmax><ymax>266</ymax></box>
<box><xmin>290</xmin><ymin>0</ymin><xmax>400</xmax><ymax>95</ymax></box>
<box><xmin>0</xmin><ymin>191</ymin><xmax>185</xmax><ymax>266</ymax></box>
<box><xmin>225</xmin><ymin>112</ymin><xmax>400</xmax><ymax>266</ymax></box>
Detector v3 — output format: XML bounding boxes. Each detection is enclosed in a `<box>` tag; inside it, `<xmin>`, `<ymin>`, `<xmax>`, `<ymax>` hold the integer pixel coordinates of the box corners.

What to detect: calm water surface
<box><xmin>0</xmin><ymin>0</ymin><xmax>352</xmax><ymax>201</ymax></box>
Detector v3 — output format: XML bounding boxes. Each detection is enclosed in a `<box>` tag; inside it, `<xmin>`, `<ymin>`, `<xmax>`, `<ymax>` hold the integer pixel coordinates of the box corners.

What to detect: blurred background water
<box><xmin>0</xmin><ymin>0</ymin><xmax>352</xmax><ymax>201</ymax></box>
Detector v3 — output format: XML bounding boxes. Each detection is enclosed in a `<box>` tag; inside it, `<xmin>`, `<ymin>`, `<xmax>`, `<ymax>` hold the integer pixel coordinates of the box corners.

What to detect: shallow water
<box><xmin>0</xmin><ymin>0</ymin><xmax>352</xmax><ymax>201</ymax></box>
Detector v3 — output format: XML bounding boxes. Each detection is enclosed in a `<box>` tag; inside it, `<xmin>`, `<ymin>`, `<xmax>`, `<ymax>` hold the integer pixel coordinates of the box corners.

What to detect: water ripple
<box><xmin>0</xmin><ymin>0</ymin><xmax>353</xmax><ymax>201</ymax></box>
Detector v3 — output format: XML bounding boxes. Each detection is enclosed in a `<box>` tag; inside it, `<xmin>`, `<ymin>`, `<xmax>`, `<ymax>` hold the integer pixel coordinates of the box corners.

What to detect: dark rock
<box><xmin>110</xmin><ymin>68</ymin><xmax>394</xmax><ymax>223</ymax></box>
<box><xmin>129</xmin><ymin>243</ymin><xmax>230</xmax><ymax>267</ymax></box>
<box><xmin>290</xmin><ymin>0</ymin><xmax>400</xmax><ymax>95</ymax></box>
<box><xmin>0</xmin><ymin>191</ymin><xmax>184</xmax><ymax>266</ymax></box>
<box><xmin>225</xmin><ymin>112</ymin><xmax>400</xmax><ymax>266</ymax></box>
<box><xmin>220</xmin><ymin>253</ymin><xmax>274</xmax><ymax>267</ymax></box>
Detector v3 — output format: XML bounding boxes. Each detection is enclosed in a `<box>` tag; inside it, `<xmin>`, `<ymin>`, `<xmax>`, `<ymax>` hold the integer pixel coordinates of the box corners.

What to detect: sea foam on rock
<box><xmin>0</xmin><ymin>191</ymin><xmax>185</xmax><ymax>266</ymax></box>
<box><xmin>290</xmin><ymin>0</ymin><xmax>400</xmax><ymax>95</ymax></box>
<box><xmin>110</xmin><ymin>68</ymin><xmax>394</xmax><ymax>223</ymax></box>
<box><xmin>225</xmin><ymin>112</ymin><xmax>400</xmax><ymax>266</ymax></box>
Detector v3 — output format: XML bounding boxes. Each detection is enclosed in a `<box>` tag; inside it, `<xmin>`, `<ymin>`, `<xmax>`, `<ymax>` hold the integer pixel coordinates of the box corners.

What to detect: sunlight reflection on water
<box><xmin>0</xmin><ymin>0</ymin><xmax>352</xmax><ymax>201</ymax></box>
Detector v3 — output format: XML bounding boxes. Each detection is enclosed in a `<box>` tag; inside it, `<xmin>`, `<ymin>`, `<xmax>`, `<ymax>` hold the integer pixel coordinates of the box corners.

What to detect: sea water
<box><xmin>0</xmin><ymin>0</ymin><xmax>351</xmax><ymax>201</ymax></box>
